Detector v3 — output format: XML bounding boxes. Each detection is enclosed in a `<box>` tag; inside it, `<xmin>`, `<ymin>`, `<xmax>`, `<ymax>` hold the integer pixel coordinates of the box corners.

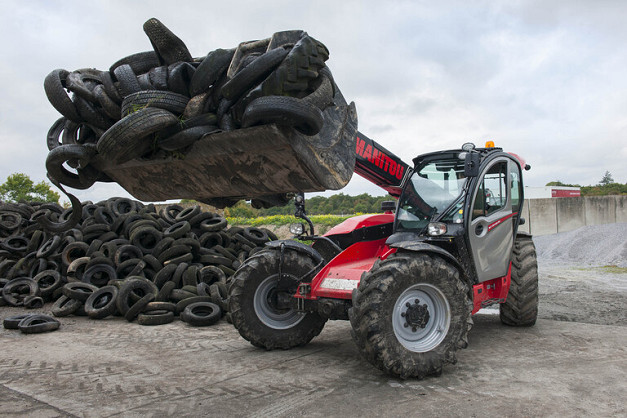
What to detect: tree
<box><xmin>0</xmin><ymin>173</ymin><xmax>59</xmax><ymax>203</ymax></box>
<box><xmin>599</xmin><ymin>171</ymin><xmax>614</xmax><ymax>185</ymax></box>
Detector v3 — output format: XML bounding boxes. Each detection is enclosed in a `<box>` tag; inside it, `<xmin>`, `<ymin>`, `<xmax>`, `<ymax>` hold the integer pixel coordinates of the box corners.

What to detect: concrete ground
<box><xmin>1</xmin><ymin>230</ymin><xmax>626</xmax><ymax>417</ymax></box>
<box><xmin>0</xmin><ymin>304</ymin><xmax>625</xmax><ymax>416</ymax></box>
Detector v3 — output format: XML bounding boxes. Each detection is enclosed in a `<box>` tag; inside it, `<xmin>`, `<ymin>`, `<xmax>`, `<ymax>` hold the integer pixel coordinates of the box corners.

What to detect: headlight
<box><xmin>289</xmin><ymin>223</ymin><xmax>305</xmax><ymax>235</ymax></box>
<box><xmin>427</xmin><ymin>222</ymin><xmax>447</xmax><ymax>236</ymax></box>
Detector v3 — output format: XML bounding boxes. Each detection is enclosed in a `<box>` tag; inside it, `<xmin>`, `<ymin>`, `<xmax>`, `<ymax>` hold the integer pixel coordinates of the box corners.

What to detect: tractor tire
<box><xmin>229</xmin><ymin>247</ymin><xmax>326</xmax><ymax>349</ymax></box>
<box><xmin>500</xmin><ymin>236</ymin><xmax>539</xmax><ymax>326</ymax></box>
<box><xmin>349</xmin><ymin>252</ymin><xmax>473</xmax><ymax>379</ymax></box>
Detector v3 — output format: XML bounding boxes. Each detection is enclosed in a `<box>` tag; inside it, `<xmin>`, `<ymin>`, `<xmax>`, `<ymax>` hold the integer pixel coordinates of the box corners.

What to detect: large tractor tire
<box><xmin>500</xmin><ymin>236</ymin><xmax>539</xmax><ymax>326</ymax></box>
<box><xmin>229</xmin><ymin>247</ymin><xmax>327</xmax><ymax>349</ymax></box>
<box><xmin>349</xmin><ymin>252</ymin><xmax>473</xmax><ymax>379</ymax></box>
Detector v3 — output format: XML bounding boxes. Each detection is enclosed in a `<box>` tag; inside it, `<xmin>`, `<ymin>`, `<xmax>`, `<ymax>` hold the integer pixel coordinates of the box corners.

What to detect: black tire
<box><xmin>124</xmin><ymin>293</ymin><xmax>155</xmax><ymax>322</ymax></box>
<box><xmin>85</xmin><ymin>285</ymin><xmax>119</xmax><ymax>319</ymax></box>
<box><xmin>221</xmin><ymin>47</ymin><xmax>289</xmax><ymax>101</ymax></box>
<box><xmin>109</xmin><ymin>50</ymin><xmax>160</xmax><ymax>75</ymax></box>
<box><xmin>4</xmin><ymin>314</ymin><xmax>34</xmax><ymax>330</ymax></box>
<box><xmin>137</xmin><ymin>311</ymin><xmax>175</xmax><ymax>326</ymax></box>
<box><xmin>45</xmin><ymin>144</ymin><xmax>98</xmax><ymax>190</ymax></box>
<box><xmin>157</xmin><ymin>125</ymin><xmax>215</xmax><ymax>151</ymax></box>
<box><xmin>500</xmin><ymin>236</ymin><xmax>539</xmax><ymax>326</ymax></box>
<box><xmin>33</xmin><ymin>270</ymin><xmax>63</xmax><ymax>299</ymax></box>
<box><xmin>44</xmin><ymin>69</ymin><xmax>82</xmax><ymax>122</ymax></box>
<box><xmin>113</xmin><ymin>64</ymin><xmax>142</xmax><ymax>97</ymax></box>
<box><xmin>62</xmin><ymin>282</ymin><xmax>98</xmax><ymax>303</ymax></box>
<box><xmin>229</xmin><ymin>247</ymin><xmax>326</xmax><ymax>349</ymax></box>
<box><xmin>96</xmin><ymin>107</ymin><xmax>179</xmax><ymax>164</ymax></box>
<box><xmin>51</xmin><ymin>295</ymin><xmax>83</xmax><ymax>317</ymax></box>
<box><xmin>242</xmin><ymin>96</ymin><xmax>323</xmax><ymax>136</ymax></box>
<box><xmin>190</xmin><ymin>48</ymin><xmax>235</xmax><ymax>96</ymax></box>
<box><xmin>175</xmin><ymin>295</ymin><xmax>213</xmax><ymax>315</ymax></box>
<box><xmin>24</xmin><ymin>295</ymin><xmax>44</xmax><ymax>309</ymax></box>
<box><xmin>143</xmin><ymin>18</ymin><xmax>192</xmax><ymax>65</ymax></box>
<box><xmin>18</xmin><ymin>314</ymin><xmax>60</xmax><ymax>334</ymax></box>
<box><xmin>116</xmin><ymin>277</ymin><xmax>158</xmax><ymax>317</ymax></box>
<box><xmin>121</xmin><ymin>91</ymin><xmax>190</xmax><ymax>117</ymax></box>
<box><xmin>2</xmin><ymin>278</ymin><xmax>39</xmax><ymax>307</ymax></box>
<box><xmin>181</xmin><ymin>301</ymin><xmax>221</xmax><ymax>326</ymax></box>
<box><xmin>349</xmin><ymin>252</ymin><xmax>473</xmax><ymax>379</ymax></box>
<box><xmin>94</xmin><ymin>84</ymin><xmax>122</xmax><ymax>120</ymax></box>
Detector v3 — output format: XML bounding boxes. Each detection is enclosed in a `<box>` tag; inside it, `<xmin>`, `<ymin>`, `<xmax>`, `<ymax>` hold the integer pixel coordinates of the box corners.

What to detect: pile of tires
<box><xmin>0</xmin><ymin>198</ymin><xmax>277</xmax><ymax>327</ymax></box>
<box><xmin>43</xmin><ymin>19</ymin><xmax>334</xmax><ymax>205</ymax></box>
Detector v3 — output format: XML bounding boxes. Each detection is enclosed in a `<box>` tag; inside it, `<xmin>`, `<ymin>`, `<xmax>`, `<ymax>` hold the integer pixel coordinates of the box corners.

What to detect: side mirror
<box><xmin>464</xmin><ymin>152</ymin><xmax>480</xmax><ymax>177</ymax></box>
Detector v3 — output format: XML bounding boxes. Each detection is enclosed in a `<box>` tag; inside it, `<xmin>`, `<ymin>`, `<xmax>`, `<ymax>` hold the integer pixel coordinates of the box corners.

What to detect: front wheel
<box><xmin>500</xmin><ymin>236</ymin><xmax>539</xmax><ymax>326</ymax></box>
<box><xmin>349</xmin><ymin>253</ymin><xmax>472</xmax><ymax>379</ymax></box>
<box><xmin>229</xmin><ymin>247</ymin><xmax>327</xmax><ymax>349</ymax></box>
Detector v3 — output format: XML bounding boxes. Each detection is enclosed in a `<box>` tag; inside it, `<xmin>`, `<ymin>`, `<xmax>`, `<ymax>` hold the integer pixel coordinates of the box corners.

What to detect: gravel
<box><xmin>534</xmin><ymin>222</ymin><xmax>627</xmax><ymax>267</ymax></box>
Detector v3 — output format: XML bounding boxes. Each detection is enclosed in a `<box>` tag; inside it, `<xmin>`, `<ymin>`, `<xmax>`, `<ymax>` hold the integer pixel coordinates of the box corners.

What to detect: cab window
<box><xmin>472</xmin><ymin>161</ymin><xmax>508</xmax><ymax>219</ymax></box>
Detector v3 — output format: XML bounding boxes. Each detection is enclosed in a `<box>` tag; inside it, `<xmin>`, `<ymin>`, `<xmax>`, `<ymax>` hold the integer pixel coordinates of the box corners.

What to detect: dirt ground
<box><xmin>0</xmin><ymin>225</ymin><xmax>625</xmax><ymax>417</ymax></box>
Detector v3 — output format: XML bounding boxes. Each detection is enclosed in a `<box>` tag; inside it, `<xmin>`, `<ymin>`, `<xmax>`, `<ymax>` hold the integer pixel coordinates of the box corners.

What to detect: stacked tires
<box><xmin>0</xmin><ymin>198</ymin><xmax>278</xmax><ymax>327</ymax></box>
<box><xmin>43</xmin><ymin>19</ymin><xmax>335</xmax><ymax>212</ymax></box>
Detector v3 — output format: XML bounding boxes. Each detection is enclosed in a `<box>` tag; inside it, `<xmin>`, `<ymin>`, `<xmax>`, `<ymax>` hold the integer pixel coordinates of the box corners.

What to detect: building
<box><xmin>524</xmin><ymin>186</ymin><xmax>581</xmax><ymax>199</ymax></box>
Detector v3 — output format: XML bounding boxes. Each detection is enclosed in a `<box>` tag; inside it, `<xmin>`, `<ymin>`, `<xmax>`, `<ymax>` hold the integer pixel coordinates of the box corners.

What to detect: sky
<box><xmin>0</xmin><ymin>0</ymin><xmax>625</xmax><ymax>204</ymax></box>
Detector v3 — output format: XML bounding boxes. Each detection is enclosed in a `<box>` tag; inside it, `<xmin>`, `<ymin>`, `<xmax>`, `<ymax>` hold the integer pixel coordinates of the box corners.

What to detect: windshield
<box><xmin>396</xmin><ymin>157</ymin><xmax>467</xmax><ymax>231</ymax></box>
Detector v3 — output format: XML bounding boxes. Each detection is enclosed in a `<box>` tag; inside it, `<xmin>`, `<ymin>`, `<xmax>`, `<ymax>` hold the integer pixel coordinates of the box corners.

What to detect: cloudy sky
<box><xmin>0</xmin><ymin>0</ymin><xmax>625</xmax><ymax>204</ymax></box>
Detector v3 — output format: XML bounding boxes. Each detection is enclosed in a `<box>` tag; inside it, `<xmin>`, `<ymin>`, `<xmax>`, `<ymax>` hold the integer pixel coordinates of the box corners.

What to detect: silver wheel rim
<box><xmin>254</xmin><ymin>275</ymin><xmax>305</xmax><ymax>330</ymax></box>
<box><xmin>392</xmin><ymin>283</ymin><xmax>450</xmax><ymax>352</ymax></box>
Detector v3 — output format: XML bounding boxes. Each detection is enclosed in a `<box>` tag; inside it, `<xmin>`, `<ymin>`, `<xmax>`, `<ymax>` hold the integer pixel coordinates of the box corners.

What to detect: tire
<box><xmin>18</xmin><ymin>314</ymin><xmax>60</xmax><ymax>334</ymax></box>
<box><xmin>349</xmin><ymin>252</ymin><xmax>473</xmax><ymax>379</ymax></box>
<box><xmin>109</xmin><ymin>50</ymin><xmax>160</xmax><ymax>75</ymax></box>
<box><xmin>44</xmin><ymin>69</ymin><xmax>82</xmax><ymax>122</ymax></box>
<box><xmin>85</xmin><ymin>286</ymin><xmax>119</xmax><ymax>319</ymax></box>
<box><xmin>221</xmin><ymin>47</ymin><xmax>289</xmax><ymax>101</ymax></box>
<box><xmin>137</xmin><ymin>311</ymin><xmax>175</xmax><ymax>326</ymax></box>
<box><xmin>229</xmin><ymin>247</ymin><xmax>326</xmax><ymax>349</ymax></box>
<box><xmin>157</xmin><ymin>125</ymin><xmax>215</xmax><ymax>151</ymax></box>
<box><xmin>241</xmin><ymin>96</ymin><xmax>323</xmax><ymax>136</ymax></box>
<box><xmin>190</xmin><ymin>48</ymin><xmax>235</xmax><ymax>96</ymax></box>
<box><xmin>4</xmin><ymin>314</ymin><xmax>34</xmax><ymax>329</ymax></box>
<box><xmin>500</xmin><ymin>236</ymin><xmax>539</xmax><ymax>326</ymax></box>
<box><xmin>181</xmin><ymin>301</ymin><xmax>221</xmax><ymax>326</ymax></box>
<box><xmin>45</xmin><ymin>144</ymin><xmax>98</xmax><ymax>190</ymax></box>
<box><xmin>121</xmin><ymin>91</ymin><xmax>190</xmax><ymax>117</ymax></box>
<box><xmin>113</xmin><ymin>64</ymin><xmax>142</xmax><ymax>97</ymax></box>
<box><xmin>143</xmin><ymin>18</ymin><xmax>192</xmax><ymax>65</ymax></box>
<box><xmin>51</xmin><ymin>295</ymin><xmax>82</xmax><ymax>317</ymax></box>
<box><xmin>96</xmin><ymin>107</ymin><xmax>179</xmax><ymax>164</ymax></box>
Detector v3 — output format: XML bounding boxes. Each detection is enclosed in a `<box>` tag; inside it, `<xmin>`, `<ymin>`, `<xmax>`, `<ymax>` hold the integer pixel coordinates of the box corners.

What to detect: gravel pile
<box><xmin>533</xmin><ymin>223</ymin><xmax>627</xmax><ymax>267</ymax></box>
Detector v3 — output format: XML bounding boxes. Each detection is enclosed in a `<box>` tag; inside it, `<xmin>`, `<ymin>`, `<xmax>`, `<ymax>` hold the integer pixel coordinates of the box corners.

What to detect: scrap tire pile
<box><xmin>0</xmin><ymin>198</ymin><xmax>278</xmax><ymax>328</ymax></box>
<box><xmin>43</xmin><ymin>19</ymin><xmax>334</xmax><ymax>211</ymax></box>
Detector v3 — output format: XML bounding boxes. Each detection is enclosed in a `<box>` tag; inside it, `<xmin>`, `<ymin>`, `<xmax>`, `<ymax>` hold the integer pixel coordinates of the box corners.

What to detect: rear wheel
<box><xmin>229</xmin><ymin>247</ymin><xmax>326</xmax><ymax>349</ymax></box>
<box><xmin>349</xmin><ymin>253</ymin><xmax>472</xmax><ymax>379</ymax></box>
<box><xmin>500</xmin><ymin>236</ymin><xmax>539</xmax><ymax>326</ymax></box>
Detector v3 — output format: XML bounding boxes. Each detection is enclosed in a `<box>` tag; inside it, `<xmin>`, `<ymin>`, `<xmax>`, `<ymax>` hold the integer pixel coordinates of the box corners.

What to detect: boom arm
<box><xmin>353</xmin><ymin>131</ymin><xmax>410</xmax><ymax>198</ymax></box>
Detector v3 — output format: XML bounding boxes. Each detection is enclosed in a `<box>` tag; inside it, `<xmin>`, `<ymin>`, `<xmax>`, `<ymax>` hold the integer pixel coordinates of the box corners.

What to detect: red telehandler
<box><xmin>229</xmin><ymin>132</ymin><xmax>539</xmax><ymax>379</ymax></box>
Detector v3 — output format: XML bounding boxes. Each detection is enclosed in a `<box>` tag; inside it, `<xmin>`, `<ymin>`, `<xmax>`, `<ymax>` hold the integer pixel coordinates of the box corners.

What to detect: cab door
<box><xmin>468</xmin><ymin>158</ymin><xmax>515</xmax><ymax>282</ymax></box>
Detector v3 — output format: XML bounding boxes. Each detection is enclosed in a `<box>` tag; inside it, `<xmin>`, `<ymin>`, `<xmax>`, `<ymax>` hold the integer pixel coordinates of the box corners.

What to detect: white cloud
<box><xmin>0</xmin><ymin>0</ymin><xmax>625</xmax><ymax>206</ymax></box>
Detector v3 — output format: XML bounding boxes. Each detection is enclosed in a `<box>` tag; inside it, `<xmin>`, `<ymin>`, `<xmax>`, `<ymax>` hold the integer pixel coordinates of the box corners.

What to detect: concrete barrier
<box><xmin>526</xmin><ymin>195</ymin><xmax>626</xmax><ymax>236</ymax></box>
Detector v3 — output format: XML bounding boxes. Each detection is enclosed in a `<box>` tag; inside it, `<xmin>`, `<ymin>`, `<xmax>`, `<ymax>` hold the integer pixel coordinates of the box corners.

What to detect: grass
<box><xmin>225</xmin><ymin>214</ymin><xmax>360</xmax><ymax>228</ymax></box>
<box><xmin>573</xmin><ymin>265</ymin><xmax>627</xmax><ymax>274</ymax></box>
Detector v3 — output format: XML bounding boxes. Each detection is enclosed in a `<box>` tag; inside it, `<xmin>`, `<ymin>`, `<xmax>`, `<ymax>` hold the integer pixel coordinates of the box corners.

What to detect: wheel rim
<box><xmin>392</xmin><ymin>283</ymin><xmax>451</xmax><ymax>352</ymax></box>
<box><xmin>254</xmin><ymin>275</ymin><xmax>304</xmax><ymax>330</ymax></box>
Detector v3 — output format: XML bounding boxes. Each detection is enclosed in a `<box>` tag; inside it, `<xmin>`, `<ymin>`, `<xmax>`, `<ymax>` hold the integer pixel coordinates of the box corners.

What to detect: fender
<box><xmin>387</xmin><ymin>240</ymin><xmax>462</xmax><ymax>272</ymax></box>
<box><xmin>265</xmin><ymin>240</ymin><xmax>323</xmax><ymax>264</ymax></box>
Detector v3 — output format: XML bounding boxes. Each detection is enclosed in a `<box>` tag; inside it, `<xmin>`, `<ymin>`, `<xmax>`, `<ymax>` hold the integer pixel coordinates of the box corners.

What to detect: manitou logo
<box><xmin>355</xmin><ymin>136</ymin><xmax>405</xmax><ymax>180</ymax></box>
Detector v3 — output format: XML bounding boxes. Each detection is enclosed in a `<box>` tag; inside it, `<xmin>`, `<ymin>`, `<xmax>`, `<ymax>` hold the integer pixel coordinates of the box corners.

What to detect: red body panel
<box><xmin>297</xmin><ymin>214</ymin><xmax>512</xmax><ymax>313</ymax></box>
<box><xmin>323</xmin><ymin>213</ymin><xmax>395</xmax><ymax>236</ymax></box>
<box><xmin>471</xmin><ymin>263</ymin><xmax>511</xmax><ymax>314</ymax></box>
